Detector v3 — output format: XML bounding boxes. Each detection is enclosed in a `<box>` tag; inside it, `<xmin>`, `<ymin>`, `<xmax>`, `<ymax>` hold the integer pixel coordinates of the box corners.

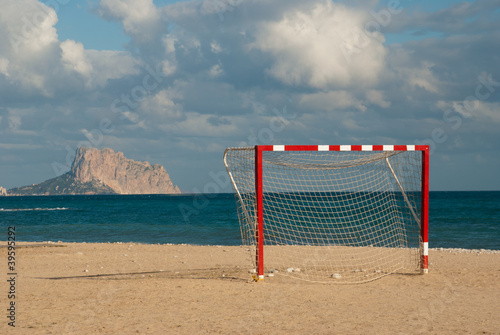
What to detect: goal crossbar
<box><xmin>224</xmin><ymin>145</ymin><xmax>429</xmax><ymax>283</ymax></box>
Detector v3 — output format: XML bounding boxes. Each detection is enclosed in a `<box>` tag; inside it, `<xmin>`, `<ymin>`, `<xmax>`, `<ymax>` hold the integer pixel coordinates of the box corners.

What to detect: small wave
<box><xmin>0</xmin><ymin>207</ymin><xmax>72</xmax><ymax>212</ymax></box>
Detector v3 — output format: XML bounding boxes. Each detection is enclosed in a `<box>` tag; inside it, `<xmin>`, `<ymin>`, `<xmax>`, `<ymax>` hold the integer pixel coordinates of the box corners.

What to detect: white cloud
<box><xmin>1</xmin><ymin>107</ymin><xmax>38</xmax><ymax>134</ymax></box>
<box><xmin>59</xmin><ymin>40</ymin><xmax>139</xmax><ymax>89</ymax></box>
<box><xmin>0</xmin><ymin>58</ymin><xmax>8</xmax><ymax>76</ymax></box>
<box><xmin>210</xmin><ymin>41</ymin><xmax>222</xmax><ymax>54</ymax></box>
<box><xmin>209</xmin><ymin>64</ymin><xmax>223</xmax><ymax>77</ymax></box>
<box><xmin>252</xmin><ymin>1</ymin><xmax>387</xmax><ymax>89</ymax></box>
<box><xmin>437</xmin><ymin>100</ymin><xmax>500</xmax><ymax>123</ymax></box>
<box><xmin>98</xmin><ymin>0</ymin><xmax>163</xmax><ymax>42</ymax></box>
<box><xmin>0</xmin><ymin>0</ymin><xmax>140</xmax><ymax>96</ymax></box>
<box><xmin>405</xmin><ymin>62</ymin><xmax>441</xmax><ymax>94</ymax></box>
<box><xmin>0</xmin><ymin>0</ymin><xmax>60</xmax><ymax>95</ymax></box>
<box><xmin>386</xmin><ymin>46</ymin><xmax>442</xmax><ymax>95</ymax></box>
<box><xmin>139</xmin><ymin>89</ymin><xmax>184</xmax><ymax>121</ymax></box>
<box><xmin>160</xmin><ymin>59</ymin><xmax>176</xmax><ymax>76</ymax></box>
<box><xmin>200</xmin><ymin>0</ymin><xmax>243</xmax><ymax>17</ymax></box>
<box><xmin>86</xmin><ymin>49</ymin><xmax>140</xmax><ymax>86</ymax></box>
<box><xmin>61</xmin><ymin>40</ymin><xmax>93</xmax><ymax>77</ymax></box>
<box><xmin>1</xmin><ymin>0</ymin><xmax>59</xmax><ymax>53</ymax></box>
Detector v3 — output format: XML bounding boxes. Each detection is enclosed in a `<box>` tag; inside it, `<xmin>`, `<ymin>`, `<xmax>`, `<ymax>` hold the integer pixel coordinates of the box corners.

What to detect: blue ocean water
<box><xmin>0</xmin><ymin>192</ymin><xmax>499</xmax><ymax>249</ymax></box>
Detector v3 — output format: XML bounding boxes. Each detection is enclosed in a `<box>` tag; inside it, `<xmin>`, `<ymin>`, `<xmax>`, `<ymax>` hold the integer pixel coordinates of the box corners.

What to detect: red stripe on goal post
<box><xmin>350</xmin><ymin>145</ymin><xmax>363</xmax><ymax>151</ymax></box>
<box><xmin>255</xmin><ymin>146</ymin><xmax>265</xmax><ymax>280</ymax></box>
<box><xmin>421</xmin><ymin>145</ymin><xmax>430</xmax><ymax>273</ymax></box>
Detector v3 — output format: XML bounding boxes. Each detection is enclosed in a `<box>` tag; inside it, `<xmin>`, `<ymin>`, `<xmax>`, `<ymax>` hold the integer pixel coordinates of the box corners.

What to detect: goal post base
<box><xmin>252</xmin><ymin>275</ymin><xmax>265</xmax><ymax>282</ymax></box>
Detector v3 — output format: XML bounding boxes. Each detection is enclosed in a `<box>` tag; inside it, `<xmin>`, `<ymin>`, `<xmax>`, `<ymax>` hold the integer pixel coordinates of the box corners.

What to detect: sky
<box><xmin>1</xmin><ymin>0</ymin><xmax>499</xmax><ymax>192</ymax></box>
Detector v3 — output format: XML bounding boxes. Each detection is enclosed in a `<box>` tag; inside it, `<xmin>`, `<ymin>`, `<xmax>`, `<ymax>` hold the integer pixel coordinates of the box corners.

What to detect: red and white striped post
<box><xmin>421</xmin><ymin>146</ymin><xmax>430</xmax><ymax>273</ymax></box>
<box><xmin>255</xmin><ymin>146</ymin><xmax>265</xmax><ymax>280</ymax></box>
<box><xmin>254</xmin><ymin>145</ymin><xmax>430</xmax><ymax>279</ymax></box>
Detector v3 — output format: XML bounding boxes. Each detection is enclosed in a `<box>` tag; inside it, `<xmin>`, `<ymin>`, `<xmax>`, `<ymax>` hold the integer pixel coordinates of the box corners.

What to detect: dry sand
<box><xmin>1</xmin><ymin>242</ymin><xmax>499</xmax><ymax>334</ymax></box>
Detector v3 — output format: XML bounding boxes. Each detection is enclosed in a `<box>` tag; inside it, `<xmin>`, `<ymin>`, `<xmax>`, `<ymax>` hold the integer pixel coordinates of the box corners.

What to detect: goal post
<box><xmin>421</xmin><ymin>145</ymin><xmax>429</xmax><ymax>273</ymax></box>
<box><xmin>224</xmin><ymin>145</ymin><xmax>429</xmax><ymax>283</ymax></box>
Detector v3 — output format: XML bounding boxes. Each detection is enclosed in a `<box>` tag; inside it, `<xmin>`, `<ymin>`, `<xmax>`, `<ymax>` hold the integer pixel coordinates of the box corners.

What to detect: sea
<box><xmin>1</xmin><ymin>191</ymin><xmax>499</xmax><ymax>250</ymax></box>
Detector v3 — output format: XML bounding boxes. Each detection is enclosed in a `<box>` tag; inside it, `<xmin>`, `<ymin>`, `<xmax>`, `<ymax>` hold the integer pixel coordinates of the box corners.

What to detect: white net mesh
<box><xmin>224</xmin><ymin>147</ymin><xmax>423</xmax><ymax>283</ymax></box>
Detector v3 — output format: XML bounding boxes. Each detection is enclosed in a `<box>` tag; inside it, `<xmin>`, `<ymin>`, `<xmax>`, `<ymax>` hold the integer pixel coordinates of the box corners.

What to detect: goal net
<box><xmin>224</xmin><ymin>145</ymin><xmax>429</xmax><ymax>283</ymax></box>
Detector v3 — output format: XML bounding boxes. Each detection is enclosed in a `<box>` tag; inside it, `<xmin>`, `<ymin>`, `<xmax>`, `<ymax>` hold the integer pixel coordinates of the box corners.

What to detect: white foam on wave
<box><xmin>0</xmin><ymin>207</ymin><xmax>71</xmax><ymax>212</ymax></box>
<box><xmin>431</xmin><ymin>247</ymin><xmax>500</xmax><ymax>254</ymax></box>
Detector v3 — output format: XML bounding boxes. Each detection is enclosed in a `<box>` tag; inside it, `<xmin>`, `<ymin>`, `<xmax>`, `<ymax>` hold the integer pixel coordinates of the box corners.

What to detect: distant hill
<box><xmin>7</xmin><ymin>147</ymin><xmax>181</xmax><ymax>196</ymax></box>
<box><xmin>8</xmin><ymin>173</ymin><xmax>116</xmax><ymax>195</ymax></box>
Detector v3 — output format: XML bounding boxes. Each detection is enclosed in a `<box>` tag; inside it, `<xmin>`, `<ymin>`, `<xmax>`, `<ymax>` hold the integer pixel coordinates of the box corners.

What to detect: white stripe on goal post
<box><xmin>318</xmin><ymin>145</ymin><xmax>329</xmax><ymax>151</ymax></box>
<box><xmin>362</xmin><ymin>145</ymin><xmax>373</xmax><ymax>151</ymax></box>
<box><xmin>273</xmin><ymin>145</ymin><xmax>285</xmax><ymax>151</ymax></box>
<box><xmin>340</xmin><ymin>145</ymin><xmax>350</xmax><ymax>151</ymax></box>
<box><xmin>423</xmin><ymin>242</ymin><xmax>429</xmax><ymax>274</ymax></box>
<box><xmin>383</xmin><ymin>145</ymin><xmax>394</xmax><ymax>151</ymax></box>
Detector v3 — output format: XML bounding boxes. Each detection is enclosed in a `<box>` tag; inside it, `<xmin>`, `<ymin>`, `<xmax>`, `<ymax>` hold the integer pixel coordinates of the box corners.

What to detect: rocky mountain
<box><xmin>7</xmin><ymin>173</ymin><xmax>116</xmax><ymax>196</ymax></box>
<box><xmin>8</xmin><ymin>147</ymin><xmax>181</xmax><ymax>195</ymax></box>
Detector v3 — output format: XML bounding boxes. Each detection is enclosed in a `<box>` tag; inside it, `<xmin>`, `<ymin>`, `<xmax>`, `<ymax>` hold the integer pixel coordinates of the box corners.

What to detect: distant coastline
<box><xmin>3</xmin><ymin>147</ymin><xmax>180</xmax><ymax>196</ymax></box>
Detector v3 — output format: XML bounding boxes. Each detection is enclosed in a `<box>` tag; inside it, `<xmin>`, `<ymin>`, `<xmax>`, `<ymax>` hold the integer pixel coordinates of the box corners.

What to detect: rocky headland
<box><xmin>7</xmin><ymin>147</ymin><xmax>180</xmax><ymax>195</ymax></box>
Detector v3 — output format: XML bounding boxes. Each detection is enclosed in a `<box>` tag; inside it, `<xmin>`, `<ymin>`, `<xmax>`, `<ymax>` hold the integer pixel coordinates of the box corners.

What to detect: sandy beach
<box><xmin>1</xmin><ymin>242</ymin><xmax>499</xmax><ymax>334</ymax></box>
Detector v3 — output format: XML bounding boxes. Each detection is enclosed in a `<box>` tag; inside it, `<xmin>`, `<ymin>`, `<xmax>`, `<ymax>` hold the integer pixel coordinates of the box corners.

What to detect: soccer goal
<box><xmin>223</xmin><ymin>145</ymin><xmax>429</xmax><ymax>283</ymax></box>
